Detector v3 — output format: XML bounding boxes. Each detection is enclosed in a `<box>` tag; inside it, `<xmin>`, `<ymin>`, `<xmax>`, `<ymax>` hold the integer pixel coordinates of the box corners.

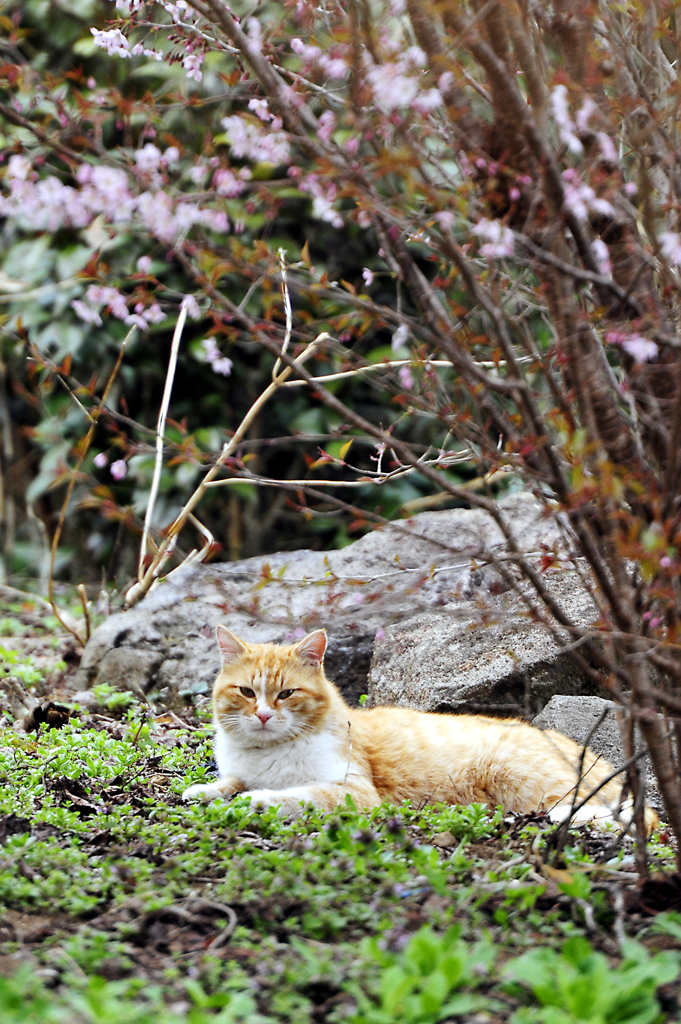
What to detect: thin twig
<box><xmin>138</xmin><ymin>305</ymin><xmax>188</xmax><ymax>582</ymax></box>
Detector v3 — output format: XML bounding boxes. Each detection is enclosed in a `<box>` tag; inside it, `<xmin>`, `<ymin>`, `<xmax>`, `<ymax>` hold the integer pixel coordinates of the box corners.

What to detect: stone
<box><xmin>367</xmin><ymin>561</ymin><xmax>603</xmax><ymax>717</ymax></box>
<box><xmin>78</xmin><ymin>491</ymin><xmax>558</xmax><ymax>703</ymax></box>
<box><xmin>532</xmin><ymin>695</ymin><xmax>660</xmax><ymax>810</ymax></box>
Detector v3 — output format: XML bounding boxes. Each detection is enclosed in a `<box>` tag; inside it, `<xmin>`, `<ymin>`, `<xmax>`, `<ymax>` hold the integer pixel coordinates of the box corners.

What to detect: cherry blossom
<box><xmin>71</xmin><ymin>299</ymin><xmax>103</xmax><ymax>326</ymax></box>
<box><xmin>91</xmin><ymin>28</ymin><xmax>130</xmax><ymax>58</ymax></box>
<box><xmin>660</xmin><ymin>231</ymin><xmax>681</xmax><ymax>266</ymax></box>
<box><xmin>471</xmin><ymin>219</ymin><xmax>514</xmax><ymax>258</ymax></box>
<box><xmin>606</xmin><ymin>331</ymin><xmax>658</xmax><ymax>363</ymax></box>
<box><xmin>110</xmin><ymin>460</ymin><xmax>129</xmax><ymax>480</ymax></box>
<box><xmin>136</xmin><ymin>255</ymin><xmax>153</xmax><ymax>274</ymax></box>
<box><xmin>562</xmin><ymin>169</ymin><xmax>613</xmax><ymax>221</ymax></box>
<box><xmin>221</xmin><ymin>116</ymin><xmax>290</xmax><ymax>165</ymax></box>
<box><xmin>391</xmin><ymin>324</ymin><xmax>409</xmax><ymax>352</ymax></box>
<box><xmin>362</xmin><ymin>268</ymin><xmax>374</xmax><ymax>286</ymax></box>
<box><xmin>202</xmin><ymin>338</ymin><xmax>233</xmax><ymax>376</ymax></box>
<box><xmin>7</xmin><ymin>155</ymin><xmax>31</xmax><ymax>180</ymax></box>
<box><xmin>550</xmin><ymin>85</ymin><xmax>583</xmax><ymax>156</ymax></box>
<box><xmin>181</xmin><ymin>294</ymin><xmax>202</xmax><ymax>320</ymax></box>
<box><xmin>93</xmin><ymin>453</ymin><xmax>108</xmax><ymax>469</ymax></box>
<box><xmin>183</xmin><ymin>53</ymin><xmax>204</xmax><ymax>82</ymax></box>
<box><xmin>592</xmin><ymin>239</ymin><xmax>612</xmax><ymax>276</ymax></box>
<box><xmin>213</xmin><ymin>168</ymin><xmax>245</xmax><ymax>197</ymax></box>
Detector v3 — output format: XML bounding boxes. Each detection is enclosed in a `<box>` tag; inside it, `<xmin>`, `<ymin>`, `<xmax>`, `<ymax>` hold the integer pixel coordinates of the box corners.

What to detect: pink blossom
<box><xmin>597</xmin><ymin>132</ymin><xmax>618</xmax><ymax>164</ymax></box>
<box><xmin>575</xmin><ymin>97</ymin><xmax>596</xmax><ymax>132</ymax></box>
<box><xmin>183</xmin><ymin>53</ymin><xmax>204</xmax><ymax>82</ymax></box>
<box><xmin>592</xmin><ymin>239</ymin><xmax>612</xmax><ymax>276</ymax></box>
<box><xmin>110</xmin><ymin>460</ymin><xmax>128</xmax><ymax>480</ymax></box>
<box><xmin>71</xmin><ymin>299</ymin><xmax>103</xmax><ymax>325</ymax></box>
<box><xmin>248</xmin><ymin>98</ymin><xmax>271</xmax><ymax>121</ymax></box>
<box><xmin>91</xmin><ymin>28</ymin><xmax>130</xmax><ymax>58</ymax></box>
<box><xmin>434</xmin><ymin>210</ymin><xmax>455</xmax><ymax>231</ymax></box>
<box><xmin>221</xmin><ymin>115</ymin><xmax>290</xmax><ymax>165</ymax></box>
<box><xmin>366</xmin><ymin>64</ymin><xmax>419</xmax><ymax>112</ymax></box>
<box><xmin>93</xmin><ymin>452</ymin><xmax>108</xmax><ymax>469</ymax></box>
<box><xmin>375</xmin><ymin>626</ymin><xmax>386</xmax><ymax>641</ymax></box>
<box><xmin>86</xmin><ymin>285</ymin><xmax>129</xmax><ymax>320</ymax></box>
<box><xmin>136</xmin><ymin>255</ymin><xmax>152</xmax><ymax>274</ymax></box>
<box><xmin>202</xmin><ymin>338</ymin><xmax>233</xmax><ymax>376</ymax></box>
<box><xmin>290</xmin><ymin>37</ymin><xmax>321</xmax><ymax>60</ymax></box>
<box><xmin>135</xmin><ymin>143</ymin><xmax>163</xmax><ymax>175</ymax></box>
<box><xmin>163</xmin><ymin>147</ymin><xmax>180</xmax><ymax>167</ymax></box>
<box><xmin>412</xmin><ymin>89</ymin><xmax>443</xmax><ymax>113</ymax></box>
<box><xmin>398</xmin><ymin>365</ymin><xmax>414</xmax><ymax>389</ymax></box>
<box><xmin>391</xmin><ymin>324</ymin><xmax>409</xmax><ymax>352</ymax></box>
<box><xmin>471</xmin><ymin>218</ymin><xmax>514</xmax><ymax>258</ymax></box>
<box><xmin>405</xmin><ymin>46</ymin><xmax>427</xmax><ymax>68</ymax></box>
<box><xmin>660</xmin><ymin>231</ymin><xmax>681</xmax><ymax>265</ymax></box>
<box><xmin>508</xmin><ymin>187</ymin><xmax>520</xmax><ymax>201</ymax></box>
<box><xmin>320</xmin><ymin>57</ymin><xmax>348</xmax><ymax>79</ymax></box>
<box><xmin>181</xmin><ymin>294</ymin><xmax>201</xmax><ymax>319</ymax></box>
<box><xmin>213</xmin><ymin>168</ymin><xmax>245</xmax><ymax>197</ymax></box>
<box><xmin>550</xmin><ymin>84</ymin><xmax>583</xmax><ymax>156</ymax></box>
<box><xmin>660</xmin><ymin>555</ymin><xmax>672</xmax><ymax>568</ymax></box>
<box><xmin>246</xmin><ymin>17</ymin><xmax>262</xmax><ymax>54</ymax></box>
<box><xmin>317</xmin><ymin>110</ymin><xmax>336</xmax><ymax>142</ymax></box>
<box><xmin>141</xmin><ymin>303</ymin><xmax>166</xmax><ymax>325</ymax></box>
<box><xmin>299</xmin><ymin>174</ymin><xmax>343</xmax><ymax>228</ymax></box>
<box><xmin>605</xmin><ymin>330</ymin><xmax>658</xmax><ymax>362</ymax></box>
<box><xmin>362</xmin><ymin>268</ymin><xmax>374</xmax><ymax>287</ymax></box>
<box><xmin>562</xmin><ymin>170</ymin><xmax>614</xmax><ymax>220</ymax></box>
<box><xmin>344</xmin><ymin>136</ymin><xmax>359</xmax><ymax>155</ymax></box>
<box><xmin>624</xmin><ymin>181</ymin><xmax>637</xmax><ymax>197</ymax></box>
<box><xmin>7</xmin><ymin>155</ymin><xmax>31</xmax><ymax>180</ymax></box>
<box><xmin>438</xmin><ymin>71</ymin><xmax>454</xmax><ymax>93</ymax></box>
<box><xmin>189</xmin><ymin>164</ymin><xmax>209</xmax><ymax>184</ymax></box>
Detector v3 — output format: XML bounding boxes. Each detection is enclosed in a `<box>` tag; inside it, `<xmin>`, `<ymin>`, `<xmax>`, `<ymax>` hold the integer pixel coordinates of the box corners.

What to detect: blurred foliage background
<box><xmin>0</xmin><ymin>0</ymin><xmax>480</xmax><ymax>594</ymax></box>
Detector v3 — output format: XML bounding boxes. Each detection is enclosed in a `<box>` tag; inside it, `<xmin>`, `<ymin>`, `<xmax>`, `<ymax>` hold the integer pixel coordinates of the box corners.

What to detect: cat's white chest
<box><xmin>215</xmin><ymin>726</ymin><xmax>347</xmax><ymax>790</ymax></box>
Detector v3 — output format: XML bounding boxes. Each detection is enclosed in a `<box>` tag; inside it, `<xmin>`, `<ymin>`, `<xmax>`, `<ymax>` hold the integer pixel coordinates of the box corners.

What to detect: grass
<box><xmin>0</xmin><ymin>600</ymin><xmax>680</xmax><ymax>1023</ymax></box>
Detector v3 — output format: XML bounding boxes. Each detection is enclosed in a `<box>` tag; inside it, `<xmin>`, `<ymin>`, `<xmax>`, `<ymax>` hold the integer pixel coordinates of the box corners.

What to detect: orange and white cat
<box><xmin>183</xmin><ymin>627</ymin><xmax>655</xmax><ymax>830</ymax></box>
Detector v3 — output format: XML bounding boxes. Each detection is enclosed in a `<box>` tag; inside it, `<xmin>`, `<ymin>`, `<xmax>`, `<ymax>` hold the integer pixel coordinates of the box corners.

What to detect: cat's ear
<box><xmin>293</xmin><ymin>630</ymin><xmax>327</xmax><ymax>668</ymax></box>
<box><xmin>216</xmin><ymin>625</ymin><xmax>248</xmax><ymax>666</ymax></box>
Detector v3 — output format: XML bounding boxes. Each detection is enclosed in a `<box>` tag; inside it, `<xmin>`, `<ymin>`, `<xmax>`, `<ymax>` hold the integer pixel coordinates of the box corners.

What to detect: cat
<box><xmin>183</xmin><ymin>626</ymin><xmax>657</xmax><ymax>831</ymax></box>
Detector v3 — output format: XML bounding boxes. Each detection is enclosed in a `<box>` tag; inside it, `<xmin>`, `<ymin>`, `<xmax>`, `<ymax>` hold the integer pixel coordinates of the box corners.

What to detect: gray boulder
<box><xmin>367</xmin><ymin>559</ymin><xmax>604</xmax><ymax>717</ymax></box>
<box><xmin>77</xmin><ymin>492</ymin><xmax>594</xmax><ymax>707</ymax></box>
<box><xmin>533</xmin><ymin>695</ymin><xmax>660</xmax><ymax>810</ymax></box>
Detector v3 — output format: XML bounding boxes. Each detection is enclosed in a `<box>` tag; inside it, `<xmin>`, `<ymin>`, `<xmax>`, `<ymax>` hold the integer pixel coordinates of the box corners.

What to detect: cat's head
<box><xmin>212</xmin><ymin>626</ymin><xmax>335</xmax><ymax>746</ymax></box>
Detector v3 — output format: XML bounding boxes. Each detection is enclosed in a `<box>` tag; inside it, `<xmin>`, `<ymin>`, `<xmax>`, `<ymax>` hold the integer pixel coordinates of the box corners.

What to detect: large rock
<box><xmin>533</xmin><ymin>695</ymin><xmax>661</xmax><ymax>811</ymax></box>
<box><xmin>366</xmin><ymin>559</ymin><xmax>603</xmax><ymax>717</ymax></box>
<box><xmin>77</xmin><ymin>492</ymin><xmax>594</xmax><ymax>707</ymax></box>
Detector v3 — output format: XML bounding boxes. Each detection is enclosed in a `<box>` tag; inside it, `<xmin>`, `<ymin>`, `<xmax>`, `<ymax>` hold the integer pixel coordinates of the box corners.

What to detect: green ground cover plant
<box><xmin>0</xmin><ymin>704</ymin><xmax>679</xmax><ymax>1024</ymax></box>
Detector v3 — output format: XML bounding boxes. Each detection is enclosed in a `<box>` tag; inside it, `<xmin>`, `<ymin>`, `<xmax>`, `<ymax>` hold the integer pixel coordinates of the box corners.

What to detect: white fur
<box><xmin>215</xmin><ymin>723</ymin><xmax>348</xmax><ymax>790</ymax></box>
<box><xmin>182</xmin><ymin>720</ymin><xmax>352</xmax><ymax>808</ymax></box>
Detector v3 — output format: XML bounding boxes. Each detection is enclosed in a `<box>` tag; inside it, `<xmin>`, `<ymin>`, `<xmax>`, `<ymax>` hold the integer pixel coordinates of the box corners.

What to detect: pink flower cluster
<box><xmin>290</xmin><ymin>38</ymin><xmax>348</xmax><ymax>80</ymax></box>
<box><xmin>471</xmin><ymin>218</ymin><xmax>514</xmax><ymax>259</ymax></box>
<box><xmin>366</xmin><ymin>55</ymin><xmax>442</xmax><ymax>114</ymax></box>
<box><xmin>298</xmin><ymin>174</ymin><xmax>343</xmax><ymax>228</ymax></box>
<box><xmin>605</xmin><ymin>331</ymin><xmax>658</xmax><ymax>363</ymax></box>
<box><xmin>562</xmin><ymin>169</ymin><xmax>613</xmax><ymax>221</ymax></box>
<box><xmin>221</xmin><ymin>115</ymin><xmax>290</xmax><ymax>165</ymax></box>
<box><xmin>660</xmin><ymin>231</ymin><xmax>681</xmax><ymax>266</ymax></box>
<box><xmin>0</xmin><ymin>153</ymin><xmax>230</xmax><ymax>244</ymax></box>
<box><xmin>550</xmin><ymin>85</ymin><xmax>583</xmax><ymax>156</ymax></box>
<box><xmin>71</xmin><ymin>285</ymin><xmax>166</xmax><ymax>331</ymax></box>
<box><xmin>202</xmin><ymin>338</ymin><xmax>233</xmax><ymax>376</ymax></box>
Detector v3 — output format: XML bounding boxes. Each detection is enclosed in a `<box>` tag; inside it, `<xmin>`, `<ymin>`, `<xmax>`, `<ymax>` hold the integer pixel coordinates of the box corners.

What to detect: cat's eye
<box><xmin>278</xmin><ymin>689</ymin><xmax>295</xmax><ymax>700</ymax></box>
<box><xmin>239</xmin><ymin>686</ymin><xmax>255</xmax><ymax>698</ymax></box>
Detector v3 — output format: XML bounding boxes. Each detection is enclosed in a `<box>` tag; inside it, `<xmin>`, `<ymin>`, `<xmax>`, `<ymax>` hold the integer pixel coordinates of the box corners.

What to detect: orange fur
<box><xmin>182</xmin><ymin>628</ymin><xmax>657</xmax><ymax>831</ymax></box>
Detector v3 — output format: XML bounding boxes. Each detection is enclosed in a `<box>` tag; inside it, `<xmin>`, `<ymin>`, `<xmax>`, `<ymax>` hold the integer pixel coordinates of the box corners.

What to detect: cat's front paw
<box><xmin>182</xmin><ymin>782</ymin><xmax>231</xmax><ymax>803</ymax></box>
<box><xmin>243</xmin><ymin>788</ymin><xmax>307</xmax><ymax>816</ymax></box>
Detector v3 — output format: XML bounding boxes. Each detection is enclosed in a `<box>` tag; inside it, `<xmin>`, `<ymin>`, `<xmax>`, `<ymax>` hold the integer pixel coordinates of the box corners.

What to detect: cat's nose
<box><xmin>256</xmin><ymin>708</ymin><xmax>274</xmax><ymax>724</ymax></box>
